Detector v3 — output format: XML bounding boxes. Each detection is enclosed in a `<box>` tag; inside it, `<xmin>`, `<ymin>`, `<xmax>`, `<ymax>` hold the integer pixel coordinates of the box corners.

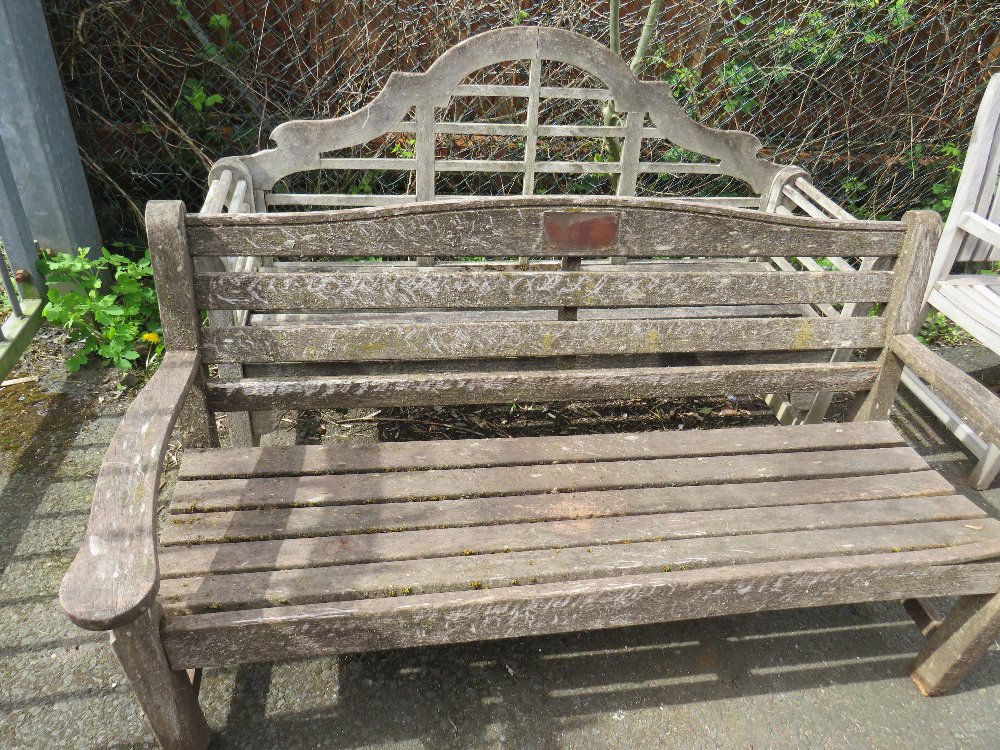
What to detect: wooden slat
<box><xmin>160</xmin><ymin>494</ymin><xmax>981</xmax><ymax>577</ymax></box>
<box><xmin>414</xmin><ymin>105</ymin><xmax>435</xmax><ymax>203</ymax></box>
<box><xmin>793</xmin><ymin>177</ymin><xmax>854</xmax><ymax>220</ymax></box>
<box><xmin>292</xmin><ymin>156</ymin><xmax>726</xmax><ymax>178</ymax></box>
<box><xmin>247</xmin><ymin>305</ymin><xmax>804</xmax><ymax>326</ymax></box>
<box><xmin>616</xmin><ymin>112</ymin><xmax>643</xmax><ymax>197</ymax></box>
<box><xmin>205</xmin><ymin>361</ymin><xmax>880</xmax><ymax>410</ymax></box>
<box><xmin>317</xmin><ymin>157</ymin><xmax>415</xmax><ymax>171</ymax></box>
<box><xmin>958</xmin><ymin>211</ymin><xmax>1000</xmax><ymax>256</ymax></box>
<box><xmin>263</xmin><ymin>194</ymin><xmax>777</xmax><ymax>211</ymax></box>
<box><xmin>161</xmin><ymin>552</ymin><xmax>1000</xmax><ymax>669</ymax></box>
<box><xmin>185</xmin><ymin>197</ymin><xmax>904</xmax><ymax>259</ymax></box>
<box><xmin>179</xmin><ymin>420</ymin><xmax>907</xmax><ymax>480</ymax></box>
<box><xmin>432</xmin><ymin>159</ymin><xmax>628</xmax><ymax>174</ymax></box>
<box><xmin>265</xmin><ymin>193</ymin><xmax>415</xmax><ymax>207</ymax></box>
<box><xmin>423</xmin><ymin>123</ymin><xmax>714</xmax><ymax>140</ymax></box>
<box><xmin>261</xmin><ymin>257</ymin><xmax>771</xmax><ymax>273</ymax></box>
<box><xmin>161</xmin><ymin>470</ymin><xmax>955</xmax><ymax>552</ymax></box>
<box><xmin>157</xmin><ymin>520</ymin><xmax>1000</xmax><ymax>616</ymax></box>
<box><xmin>194</xmin><ymin>269</ymin><xmax>893</xmax><ymax>312</ymax></box>
<box><xmin>521</xmin><ymin>53</ymin><xmax>541</xmax><ymax>196</ymax></box>
<box><xmin>451</xmin><ymin>84</ymin><xmax>613</xmax><ymax>101</ymax></box>
<box><xmin>239</xmin><ymin>350</ymin><xmax>835</xmax><ymax>380</ymax></box>
<box><xmin>200</xmin><ymin>170</ymin><xmax>231</xmax><ymax>214</ymax></box>
<box><xmin>169</xmin><ymin>445</ymin><xmax>928</xmax><ymax>513</ymax></box>
<box><xmin>890</xmin><ymin>334</ymin><xmax>1000</xmax><ymax>448</ymax></box>
<box><xmin>200</xmin><ymin>317</ymin><xmax>887</xmax><ymax>364</ymax></box>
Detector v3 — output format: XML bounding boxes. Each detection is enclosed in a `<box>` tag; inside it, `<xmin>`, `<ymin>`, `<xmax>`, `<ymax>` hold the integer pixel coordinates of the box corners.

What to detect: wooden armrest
<box><xmin>889</xmin><ymin>334</ymin><xmax>1000</xmax><ymax>448</ymax></box>
<box><xmin>60</xmin><ymin>351</ymin><xmax>201</xmax><ymax>630</ymax></box>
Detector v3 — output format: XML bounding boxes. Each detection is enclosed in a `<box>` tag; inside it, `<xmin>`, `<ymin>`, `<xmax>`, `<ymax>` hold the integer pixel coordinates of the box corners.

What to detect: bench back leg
<box><xmin>910</xmin><ymin>592</ymin><xmax>1000</xmax><ymax>696</ymax></box>
<box><xmin>111</xmin><ymin>607</ymin><xmax>210</xmax><ymax>749</ymax></box>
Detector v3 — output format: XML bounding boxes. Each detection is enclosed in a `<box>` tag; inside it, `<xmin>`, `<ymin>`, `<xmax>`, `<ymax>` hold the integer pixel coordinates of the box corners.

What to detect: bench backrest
<box><xmin>202</xmin><ymin>27</ymin><xmax>833</xmax><ymax>218</ymax></box>
<box><xmin>149</xmin><ymin>196</ymin><xmax>936</xmax><ymax>416</ymax></box>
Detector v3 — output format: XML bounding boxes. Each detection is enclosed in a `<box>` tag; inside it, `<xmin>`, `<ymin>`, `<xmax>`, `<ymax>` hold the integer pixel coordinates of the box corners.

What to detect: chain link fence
<box><xmin>43</xmin><ymin>0</ymin><xmax>1000</xmax><ymax>241</ymax></box>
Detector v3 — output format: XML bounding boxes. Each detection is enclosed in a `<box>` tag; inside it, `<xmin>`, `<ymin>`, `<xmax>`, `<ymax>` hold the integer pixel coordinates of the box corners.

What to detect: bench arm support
<box><xmin>889</xmin><ymin>334</ymin><xmax>1000</xmax><ymax>448</ymax></box>
<box><xmin>60</xmin><ymin>351</ymin><xmax>202</xmax><ymax>630</ymax></box>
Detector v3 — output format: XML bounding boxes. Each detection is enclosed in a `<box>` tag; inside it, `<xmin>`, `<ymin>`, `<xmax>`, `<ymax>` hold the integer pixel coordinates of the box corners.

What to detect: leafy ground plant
<box><xmin>38</xmin><ymin>246</ymin><xmax>164</xmax><ymax>372</ymax></box>
<box><xmin>919</xmin><ymin>311</ymin><xmax>972</xmax><ymax>347</ymax></box>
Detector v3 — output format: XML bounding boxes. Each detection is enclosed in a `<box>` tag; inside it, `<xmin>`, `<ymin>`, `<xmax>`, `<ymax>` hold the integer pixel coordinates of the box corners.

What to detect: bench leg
<box><xmin>111</xmin><ymin>607</ymin><xmax>210</xmax><ymax>749</ymax></box>
<box><xmin>970</xmin><ymin>443</ymin><xmax>1000</xmax><ymax>491</ymax></box>
<box><xmin>910</xmin><ymin>592</ymin><xmax>1000</xmax><ymax>696</ymax></box>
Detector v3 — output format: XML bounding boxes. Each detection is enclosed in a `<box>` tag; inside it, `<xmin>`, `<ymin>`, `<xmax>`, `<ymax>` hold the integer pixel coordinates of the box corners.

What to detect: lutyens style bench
<box><xmin>62</xmin><ymin>28</ymin><xmax>1000</xmax><ymax>750</ymax></box>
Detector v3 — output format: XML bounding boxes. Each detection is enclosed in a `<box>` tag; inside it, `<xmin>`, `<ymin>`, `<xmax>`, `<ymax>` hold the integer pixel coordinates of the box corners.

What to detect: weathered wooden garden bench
<box><xmin>198</xmin><ymin>26</ymin><xmax>856</xmax><ymax>446</ymax></box>
<box><xmin>61</xmin><ymin>195</ymin><xmax>1000</xmax><ymax>749</ymax></box>
<box><xmin>61</xmin><ymin>28</ymin><xmax>1000</xmax><ymax>750</ymax></box>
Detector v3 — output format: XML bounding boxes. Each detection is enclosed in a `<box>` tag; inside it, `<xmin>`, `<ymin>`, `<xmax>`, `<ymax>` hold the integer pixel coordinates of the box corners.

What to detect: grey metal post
<box><xmin>0</xmin><ymin>134</ymin><xmax>38</xmax><ymax>302</ymax></box>
<box><xmin>0</xmin><ymin>0</ymin><xmax>102</xmax><ymax>260</ymax></box>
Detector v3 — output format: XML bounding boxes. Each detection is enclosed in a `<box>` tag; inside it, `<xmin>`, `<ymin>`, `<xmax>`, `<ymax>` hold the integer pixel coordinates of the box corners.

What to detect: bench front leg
<box><xmin>911</xmin><ymin>593</ymin><xmax>1000</xmax><ymax>696</ymax></box>
<box><xmin>112</xmin><ymin>606</ymin><xmax>210</xmax><ymax>750</ymax></box>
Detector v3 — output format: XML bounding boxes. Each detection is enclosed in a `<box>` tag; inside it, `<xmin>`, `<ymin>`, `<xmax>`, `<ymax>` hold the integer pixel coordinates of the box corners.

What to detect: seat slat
<box><xmin>160</xmin><ymin>494</ymin><xmax>981</xmax><ymax>578</ymax></box>
<box><xmin>170</xmin><ymin>446</ymin><xmax>928</xmax><ymax>513</ymax></box>
<box><xmin>161</xmin><ymin>549</ymin><xmax>1000</xmax><ymax>669</ymax></box>
<box><xmin>161</xmin><ymin>471</ymin><xmax>953</xmax><ymax>550</ymax></box>
<box><xmin>179</xmin><ymin>420</ymin><xmax>906</xmax><ymax>480</ymax></box>
<box><xmin>205</xmin><ymin>361</ymin><xmax>880</xmax><ymax>411</ymax></box>
<box><xmin>200</xmin><ymin>317</ymin><xmax>886</xmax><ymax>364</ymax></box>
<box><xmin>194</xmin><ymin>269</ymin><xmax>893</xmax><ymax>312</ymax></box>
<box><xmin>157</xmin><ymin>519</ymin><xmax>1000</xmax><ymax>616</ymax></box>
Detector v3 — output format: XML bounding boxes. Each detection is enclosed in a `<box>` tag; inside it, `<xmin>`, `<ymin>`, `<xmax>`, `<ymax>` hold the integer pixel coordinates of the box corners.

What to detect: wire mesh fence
<box><xmin>43</xmin><ymin>0</ymin><xmax>1000</xmax><ymax>241</ymax></box>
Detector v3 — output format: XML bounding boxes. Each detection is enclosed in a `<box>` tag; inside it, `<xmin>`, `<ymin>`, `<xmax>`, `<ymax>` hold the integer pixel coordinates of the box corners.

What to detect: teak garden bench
<box><xmin>61</xmin><ymin>28</ymin><xmax>1000</xmax><ymax>750</ymax></box>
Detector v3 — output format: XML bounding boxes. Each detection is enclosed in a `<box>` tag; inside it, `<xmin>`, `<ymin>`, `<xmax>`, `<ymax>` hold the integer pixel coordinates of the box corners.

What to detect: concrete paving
<box><xmin>3</xmin><ymin>362</ymin><xmax>1000</xmax><ymax>749</ymax></box>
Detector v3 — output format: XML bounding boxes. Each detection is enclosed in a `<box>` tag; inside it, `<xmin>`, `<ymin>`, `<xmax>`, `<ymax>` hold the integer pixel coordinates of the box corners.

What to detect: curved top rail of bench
<box><xmin>214</xmin><ymin>26</ymin><xmax>790</xmax><ymax>196</ymax></box>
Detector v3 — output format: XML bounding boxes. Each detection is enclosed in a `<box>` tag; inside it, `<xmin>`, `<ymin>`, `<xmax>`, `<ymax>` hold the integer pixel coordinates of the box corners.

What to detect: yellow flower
<box><xmin>141</xmin><ymin>332</ymin><xmax>161</xmax><ymax>344</ymax></box>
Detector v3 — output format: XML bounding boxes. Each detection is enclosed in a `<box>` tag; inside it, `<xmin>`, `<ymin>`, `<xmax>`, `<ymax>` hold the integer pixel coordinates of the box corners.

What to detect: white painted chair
<box><xmin>906</xmin><ymin>74</ymin><xmax>1000</xmax><ymax>489</ymax></box>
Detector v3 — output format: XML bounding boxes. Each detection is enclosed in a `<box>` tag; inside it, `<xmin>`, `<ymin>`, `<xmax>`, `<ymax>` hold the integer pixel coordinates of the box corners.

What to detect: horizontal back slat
<box><xmin>194</xmin><ymin>270</ymin><xmax>894</xmax><ymax>312</ymax></box>
<box><xmin>187</xmin><ymin>197</ymin><xmax>903</xmax><ymax>259</ymax></box>
<box><xmin>247</xmin><ymin>306</ymin><xmax>803</xmax><ymax>326</ymax></box>
<box><xmin>262</xmin><ymin>194</ymin><xmax>762</xmax><ymax>210</ymax></box>
<box><xmin>205</xmin><ymin>361</ymin><xmax>880</xmax><ymax>411</ymax></box>
<box><xmin>308</xmin><ymin>158</ymin><xmax>728</xmax><ymax>176</ymax></box>
<box><xmin>241</xmin><ymin>351</ymin><xmax>835</xmax><ymax>380</ymax></box>
<box><xmin>200</xmin><ymin>317</ymin><xmax>887</xmax><ymax>364</ymax></box>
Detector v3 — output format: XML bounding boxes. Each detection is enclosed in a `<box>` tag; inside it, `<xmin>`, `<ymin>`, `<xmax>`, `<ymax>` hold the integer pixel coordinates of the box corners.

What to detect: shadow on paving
<box><xmin>206</xmin><ymin>603</ymin><xmax>1000</xmax><ymax>750</ymax></box>
<box><xmin>0</xmin><ymin>369</ymin><xmax>101</xmax><ymax>576</ymax></box>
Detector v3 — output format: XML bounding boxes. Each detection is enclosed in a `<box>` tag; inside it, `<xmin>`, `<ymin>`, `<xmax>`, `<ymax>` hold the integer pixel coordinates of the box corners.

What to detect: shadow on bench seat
<box><xmin>157</xmin><ymin>420</ymin><xmax>1000</xmax><ymax>670</ymax></box>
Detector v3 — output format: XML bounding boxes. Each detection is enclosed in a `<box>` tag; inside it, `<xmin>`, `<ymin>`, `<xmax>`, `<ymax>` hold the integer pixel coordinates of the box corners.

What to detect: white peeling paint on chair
<box><xmin>905</xmin><ymin>74</ymin><xmax>1000</xmax><ymax>489</ymax></box>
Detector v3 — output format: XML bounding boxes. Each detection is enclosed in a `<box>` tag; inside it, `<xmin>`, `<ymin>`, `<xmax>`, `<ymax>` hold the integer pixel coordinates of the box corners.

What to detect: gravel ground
<box><xmin>3</xmin><ymin>336</ymin><xmax>1000</xmax><ymax>750</ymax></box>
